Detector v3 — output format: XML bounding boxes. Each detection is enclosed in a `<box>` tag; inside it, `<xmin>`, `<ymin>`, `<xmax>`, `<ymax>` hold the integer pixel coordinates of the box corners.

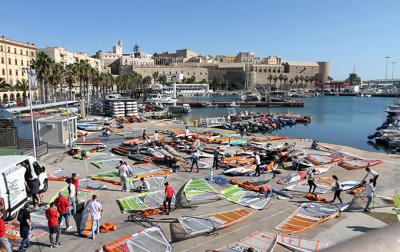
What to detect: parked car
<box><xmin>1</xmin><ymin>101</ymin><xmax>17</xmax><ymax>108</ymax></box>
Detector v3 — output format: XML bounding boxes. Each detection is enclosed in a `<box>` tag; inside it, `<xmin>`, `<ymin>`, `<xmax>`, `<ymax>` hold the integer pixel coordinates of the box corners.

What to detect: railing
<box><xmin>17</xmin><ymin>139</ymin><xmax>48</xmax><ymax>157</ymax></box>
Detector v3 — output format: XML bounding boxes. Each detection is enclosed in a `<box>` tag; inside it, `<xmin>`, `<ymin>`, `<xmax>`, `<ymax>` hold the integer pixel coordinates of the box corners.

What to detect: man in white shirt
<box><xmin>185</xmin><ymin>126</ymin><xmax>190</xmax><ymax>139</ymax></box>
<box><xmin>66</xmin><ymin>178</ymin><xmax>76</xmax><ymax>215</ymax></box>
<box><xmin>117</xmin><ymin>161</ymin><xmax>129</xmax><ymax>192</ymax></box>
<box><xmin>154</xmin><ymin>132</ymin><xmax>160</xmax><ymax>142</ymax></box>
<box><xmin>87</xmin><ymin>195</ymin><xmax>103</xmax><ymax>240</ymax></box>
<box><xmin>363</xmin><ymin>168</ymin><xmax>379</xmax><ymax>187</ymax></box>
<box><xmin>136</xmin><ymin>177</ymin><xmax>150</xmax><ymax>192</ymax></box>
<box><xmin>253</xmin><ymin>152</ymin><xmax>261</xmax><ymax>177</ymax></box>
<box><xmin>363</xmin><ymin>179</ymin><xmax>375</xmax><ymax>212</ymax></box>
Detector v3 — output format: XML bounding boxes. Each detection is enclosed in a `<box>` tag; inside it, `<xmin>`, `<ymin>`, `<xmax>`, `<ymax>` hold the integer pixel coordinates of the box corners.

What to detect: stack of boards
<box><xmin>104</xmin><ymin>100</ymin><xmax>138</xmax><ymax>117</ymax></box>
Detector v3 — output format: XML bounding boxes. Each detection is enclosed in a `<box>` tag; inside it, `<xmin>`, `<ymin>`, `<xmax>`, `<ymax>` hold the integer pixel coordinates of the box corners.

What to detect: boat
<box><xmin>77</xmin><ymin>123</ymin><xmax>104</xmax><ymax>131</ymax></box>
<box><xmin>386</xmin><ymin>98</ymin><xmax>400</xmax><ymax>116</ymax></box>
<box><xmin>103</xmin><ymin>226</ymin><xmax>172</xmax><ymax>252</ymax></box>
<box><xmin>220</xmin><ymin>185</ymin><xmax>271</xmax><ymax>210</ymax></box>
<box><xmin>183</xmin><ymin>179</ymin><xmax>221</xmax><ymax>205</ymax></box>
<box><xmin>177</xmin><ymin>208</ymin><xmax>254</xmax><ymax>237</ymax></box>
<box><xmin>168</xmin><ymin>104</ymin><xmax>191</xmax><ymax>114</ymax></box>
<box><xmin>215</xmin><ymin>231</ymin><xmax>277</xmax><ymax>252</ymax></box>
<box><xmin>146</xmin><ymin>93</ymin><xmax>177</xmax><ymax>105</ymax></box>
<box><xmin>202</xmin><ymin>102</ymin><xmax>218</xmax><ymax>108</ymax></box>
<box><xmin>228</xmin><ymin>102</ymin><xmax>240</xmax><ymax>108</ymax></box>
<box><xmin>241</xmin><ymin>93</ymin><xmax>261</xmax><ymax>102</ymax></box>
<box><xmin>275</xmin><ymin>202</ymin><xmax>349</xmax><ymax>234</ymax></box>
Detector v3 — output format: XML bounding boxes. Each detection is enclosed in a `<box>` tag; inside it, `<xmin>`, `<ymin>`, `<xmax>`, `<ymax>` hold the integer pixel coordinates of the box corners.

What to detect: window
<box><xmin>7</xmin><ymin>47</ymin><xmax>10</xmax><ymax>53</ymax></box>
<box><xmin>20</xmin><ymin>49</ymin><xmax>23</xmax><ymax>55</ymax></box>
<box><xmin>26</xmin><ymin>50</ymin><xmax>28</xmax><ymax>56</ymax></box>
<box><xmin>8</xmin><ymin>58</ymin><xmax>11</xmax><ymax>64</ymax></box>
<box><xmin>31</xmin><ymin>51</ymin><xmax>34</xmax><ymax>57</ymax></box>
<box><xmin>15</xmin><ymin>59</ymin><xmax>17</xmax><ymax>65</ymax></box>
<box><xmin>9</xmin><ymin>69</ymin><xmax>12</xmax><ymax>75</ymax></box>
<box><xmin>21</xmin><ymin>59</ymin><xmax>24</xmax><ymax>66</ymax></box>
<box><xmin>14</xmin><ymin>48</ymin><xmax>16</xmax><ymax>54</ymax></box>
<box><xmin>0</xmin><ymin>45</ymin><xmax>2</xmax><ymax>51</ymax></box>
<box><xmin>1</xmin><ymin>69</ymin><xmax>4</xmax><ymax>75</ymax></box>
<box><xmin>15</xmin><ymin>70</ymin><xmax>18</xmax><ymax>76</ymax></box>
<box><xmin>22</xmin><ymin>71</ymin><xmax>25</xmax><ymax>76</ymax></box>
<box><xmin>1</xmin><ymin>57</ymin><xmax>3</xmax><ymax>64</ymax></box>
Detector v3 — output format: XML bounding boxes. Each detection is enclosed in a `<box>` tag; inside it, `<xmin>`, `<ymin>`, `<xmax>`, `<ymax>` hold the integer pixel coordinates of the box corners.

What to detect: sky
<box><xmin>1</xmin><ymin>0</ymin><xmax>399</xmax><ymax>80</ymax></box>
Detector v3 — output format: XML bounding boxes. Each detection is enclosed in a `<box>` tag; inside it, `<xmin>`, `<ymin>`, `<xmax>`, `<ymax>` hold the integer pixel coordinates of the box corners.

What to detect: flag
<box><xmin>26</xmin><ymin>68</ymin><xmax>36</xmax><ymax>89</ymax></box>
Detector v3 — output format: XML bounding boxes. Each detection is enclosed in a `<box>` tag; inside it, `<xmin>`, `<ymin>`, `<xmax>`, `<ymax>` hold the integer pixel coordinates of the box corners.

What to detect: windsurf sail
<box><xmin>48</xmin><ymin>169</ymin><xmax>79</xmax><ymax>181</ymax></box>
<box><xmin>183</xmin><ymin>178</ymin><xmax>221</xmax><ymax>204</ymax></box>
<box><xmin>130</xmin><ymin>176</ymin><xmax>166</xmax><ymax>190</ymax></box>
<box><xmin>339</xmin><ymin>158</ymin><xmax>382</xmax><ymax>170</ymax></box>
<box><xmin>91</xmin><ymin>158</ymin><xmax>123</xmax><ymax>169</ymax></box>
<box><xmin>276</xmin><ymin>233</ymin><xmax>331</xmax><ymax>252</ymax></box>
<box><xmin>117</xmin><ymin>190</ymin><xmax>175</xmax><ymax>213</ymax></box>
<box><xmin>220</xmin><ymin>185</ymin><xmax>271</xmax><ymax>210</ymax></box>
<box><xmin>394</xmin><ymin>192</ymin><xmax>400</xmax><ymax>222</ymax></box>
<box><xmin>178</xmin><ymin>208</ymin><xmax>254</xmax><ymax>237</ymax></box>
<box><xmin>103</xmin><ymin>226</ymin><xmax>172</xmax><ymax>252</ymax></box>
<box><xmin>284</xmin><ymin>176</ymin><xmax>334</xmax><ymax>194</ymax></box>
<box><xmin>214</xmin><ymin>231</ymin><xmax>277</xmax><ymax>252</ymax></box>
<box><xmin>277</xmin><ymin>171</ymin><xmax>306</xmax><ymax>185</ymax></box>
<box><xmin>223</xmin><ymin>166</ymin><xmax>255</xmax><ymax>176</ymax></box>
<box><xmin>305</xmin><ymin>154</ymin><xmax>344</xmax><ymax>165</ymax></box>
<box><xmin>275</xmin><ymin>202</ymin><xmax>349</xmax><ymax>234</ymax></box>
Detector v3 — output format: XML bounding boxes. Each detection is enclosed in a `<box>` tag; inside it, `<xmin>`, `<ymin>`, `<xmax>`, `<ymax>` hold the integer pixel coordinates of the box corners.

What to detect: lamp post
<box><xmin>22</xmin><ymin>67</ymin><xmax>37</xmax><ymax>158</ymax></box>
<box><xmin>391</xmin><ymin>62</ymin><xmax>396</xmax><ymax>85</ymax></box>
<box><xmin>384</xmin><ymin>56</ymin><xmax>390</xmax><ymax>87</ymax></box>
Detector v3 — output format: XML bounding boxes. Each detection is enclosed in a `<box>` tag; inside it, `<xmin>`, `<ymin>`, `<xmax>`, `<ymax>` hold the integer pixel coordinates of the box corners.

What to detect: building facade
<box><xmin>37</xmin><ymin>47</ymin><xmax>101</xmax><ymax>72</ymax></box>
<box><xmin>95</xmin><ymin>40</ymin><xmax>123</xmax><ymax>74</ymax></box>
<box><xmin>0</xmin><ymin>36</ymin><xmax>36</xmax><ymax>86</ymax></box>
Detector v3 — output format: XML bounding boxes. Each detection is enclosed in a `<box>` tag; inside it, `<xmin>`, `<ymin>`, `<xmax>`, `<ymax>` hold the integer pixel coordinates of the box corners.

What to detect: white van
<box><xmin>0</xmin><ymin>155</ymin><xmax>48</xmax><ymax>220</ymax></box>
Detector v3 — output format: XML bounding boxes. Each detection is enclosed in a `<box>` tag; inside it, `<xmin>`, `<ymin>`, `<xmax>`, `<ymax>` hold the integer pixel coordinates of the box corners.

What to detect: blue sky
<box><xmin>1</xmin><ymin>0</ymin><xmax>399</xmax><ymax>80</ymax></box>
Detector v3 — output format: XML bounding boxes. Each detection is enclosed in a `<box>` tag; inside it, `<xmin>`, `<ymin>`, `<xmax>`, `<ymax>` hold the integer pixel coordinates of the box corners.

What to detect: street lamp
<box><xmin>22</xmin><ymin>67</ymin><xmax>37</xmax><ymax>158</ymax></box>
<box><xmin>391</xmin><ymin>62</ymin><xmax>396</xmax><ymax>84</ymax></box>
<box><xmin>384</xmin><ymin>56</ymin><xmax>390</xmax><ymax>86</ymax></box>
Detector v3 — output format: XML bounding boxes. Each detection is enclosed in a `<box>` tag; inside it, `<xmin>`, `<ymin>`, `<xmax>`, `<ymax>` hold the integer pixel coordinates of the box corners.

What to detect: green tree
<box><xmin>273</xmin><ymin>76</ymin><xmax>278</xmax><ymax>85</ymax></box>
<box><xmin>65</xmin><ymin>64</ymin><xmax>78</xmax><ymax>99</ymax></box>
<box><xmin>0</xmin><ymin>78</ymin><xmax>11</xmax><ymax>90</ymax></box>
<box><xmin>32</xmin><ymin>52</ymin><xmax>52</xmax><ymax>103</ymax></box>
<box><xmin>142</xmin><ymin>76</ymin><xmax>152</xmax><ymax>89</ymax></box>
<box><xmin>15</xmin><ymin>79</ymin><xmax>29</xmax><ymax>103</ymax></box>
<box><xmin>158</xmin><ymin>75</ymin><xmax>167</xmax><ymax>84</ymax></box>
<box><xmin>299</xmin><ymin>75</ymin><xmax>304</xmax><ymax>87</ymax></box>
<box><xmin>267</xmin><ymin>74</ymin><xmax>273</xmax><ymax>84</ymax></box>
<box><xmin>152</xmin><ymin>71</ymin><xmax>159</xmax><ymax>84</ymax></box>
<box><xmin>48</xmin><ymin>62</ymin><xmax>65</xmax><ymax>100</ymax></box>
<box><xmin>278</xmin><ymin>74</ymin><xmax>284</xmax><ymax>85</ymax></box>
<box><xmin>294</xmin><ymin>76</ymin><xmax>300</xmax><ymax>86</ymax></box>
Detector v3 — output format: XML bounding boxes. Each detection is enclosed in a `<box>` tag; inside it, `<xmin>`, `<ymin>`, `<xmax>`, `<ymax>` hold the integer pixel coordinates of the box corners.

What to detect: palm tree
<box><xmin>278</xmin><ymin>74</ymin><xmax>284</xmax><ymax>85</ymax></box>
<box><xmin>294</xmin><ymin>76</ymin><xmax>300</xmax><ymax>87</ymax></box>
<box><xmin>267</xmin><ymin>74</ymin><xmax>273</xmax><ymax>84</ymax></box>
<box><xmin>76</xmin><ymin>60</ymin><xmax>92</xmax><ymax>99</ymax></box>
<box><xmin>273</xmin><ymin>76</ymin><xmax>278</xmax><ymax>86</ymax></box>
<box><xmin>142</xmin><ymin>76</ymin><xmax>152</xmax><ymax>90</ymax></box>
<box><xmin>299</xmin><ymin>75</ymin><xmax>304</xmax><ymax>88</ymax></box>
<box><xmin>49</xmin><ymin>62</ymin><xmax>65</xmax><ymax>101</ymax></box>
<box><xmin>289</xmin><ymin>78</ymin><xmax>294</xmax><ymax>86</ymax></box>
<box><xmin>152</xmin><ymin>71</ymin><xmax>159</xmax><ymax>84</ymax></box>
<box><xmin>0</xmin><ymin>78</ymin><xmax>11</xmax><ymax>90</ymax></box>
<box><xmin>16</xmin><ymin>79</ymin><xmax>29</xmax><ymax>103</ymax></box>
<box><xmin>283</xmin><ymin>75</ymin><xmax>288</xmax><ymax>86</ymax></box>
<box><xmin>32</xmin><ymin>52</ymin><xmax>52</xmax><ymax>103</ymax></box>
<box><xmin>65</xmin><ymin>64</ymin><xmax>78</xmax><ymax>99</ymax></box>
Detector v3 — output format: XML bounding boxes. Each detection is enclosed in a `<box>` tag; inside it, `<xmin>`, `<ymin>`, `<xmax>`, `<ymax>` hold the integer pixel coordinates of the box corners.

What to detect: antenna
<box><xmin>353</xmin><ymin>61</ymin><xmax>356</xmax><ymax>74</ymax></box>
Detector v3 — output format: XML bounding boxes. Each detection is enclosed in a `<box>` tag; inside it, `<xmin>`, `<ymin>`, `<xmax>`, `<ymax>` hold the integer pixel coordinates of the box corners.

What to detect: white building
<box><xmin>156</xmin><ymin>83</ymin><xmax>212</xmax><ymax>96</ymax></box>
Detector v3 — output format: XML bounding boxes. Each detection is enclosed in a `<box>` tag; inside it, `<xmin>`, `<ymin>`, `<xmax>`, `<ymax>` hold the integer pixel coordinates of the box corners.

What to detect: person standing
<box><xmin>307</xmin><ymin>169</ymin><xmax>317</xmax><ymax>195</ymax></box>
<box><xmin>45</xmin><ymin>202</ymin><xmax>62</xmax><ymax>248</ymax></box>
<box><xmin>239</xmin><ymin>125</ymin><xmax>244</xmax><ymax>138</ymax></box>
<box><xmin>0</xmin><ymin>211</ymin><xmax>12</xmax><ymax>252</ymax></box>
<box><xmin>363</xmin><ymin>179</ymin><xmax>375</xmax><ymax>212</ymax></box>
<box><xmin>87</xmin><ymin>195</ymin><xmax>103</xmax><ymax>240</ymax></box>
<box><xmin>70</xmin><ymin>173</ymin><xmax>79</xmax><ymax>198</ymax></box>
<box><xmin>189</xmin><ymin>150</ymin><xmax>200</xmax><ymax>172</ymax></box>
<box><xmin>163</xmin><ymin>182</ymin><xmax>174</xmax><ymax>215</ymax></box>
<box><xmin>154</xmin><ymin>132</ymin><xmax>160</xmax><ymax>142</ymax></box>
<box><xmin>142</xmin><ymin>129</ymin><xmax>147</xmax><ymax>140</ymax></box>
<box><xmin>253</xmin><ymin>152</ymin><xmax>261</xmax><ymax>177</ymax></box>
<box><xmin>331</xmin><ymin>175</ymin><xmax>343</xmax><ymax>204</ymax></box>
<box><xmin>185</xmin><ymin>126</ymin><xmax>190</xmax><ymax>139</ymax></box>
<box><xmin>55</xmin><ymin>193</ymin><xmax>72</xmax><ymax>231</ymax></box>
<box><xmin>117</xmin><ymin>161</ymin><xmax>129</xmax><ymax>192</ymax></box>
<box><xmin>363</xmin><ymin>168</ymin><xmax>379</xmax><ymax>187</ymax></box>
<box><xmin>66</xmin><ymin>178</ymin><xmax>77</xmax><ymax>215</ymax></box>
<box><xmin>18</xmin><ymin>203</ymin><xmax>33</xmax><ymax>250</ymax></box>
<box><xmin>213</xmin><ymin>149</ymin><xmax>219</xmax><ymax>170</ymax></box>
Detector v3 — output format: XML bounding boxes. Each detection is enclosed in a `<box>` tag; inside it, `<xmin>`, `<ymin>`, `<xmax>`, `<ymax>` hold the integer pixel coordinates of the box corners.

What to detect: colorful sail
<box><xmin>215</xmin><ymin>231</ymin><xmax>277</xmax><ymax>252</ymax></box>
<box><xmin>183</xmin><ymin>178</ymin><xmax>221</xmax><ymax>204</ymax></box>
<box><xmin>284</xmin><ymin>176</ymin><xmax>334</xmax><ymax>194</ymax></box>
<box><xmin>91</xmin><ymin>158</ymin><xmax>123</xmax><ymax>169</ymax></box>
<box><xmin>178</xmin><ymin>208</ymin><xmax>254</xmax><ymax>237</ymax></box>
<box><xmin>220</xmin><ymin>185</ymin><xmax>271</xmax><ymax>210</ymax></box>
<box><xmin>103</xmin><ymin>226</ymin><xmax>172</xmax><ymax>252</ymax></box>
<box><xmin>130</xmin><ymin>176</ymin><xmax>166</xmax><ymax>190</ymax></box>
<box><xmin>117</xmin><ymin>190</ymin><xmax>175</xmax><ymax>213</ymax></box>
<box><xmin>276</xmin><ymin>233</ymin><xmax>331</xmax><ymax>252</ymax></box>
<box><xmin>275</xmin><ymin>202</ymin><xmax>349</xmax><ymax>234</ymax></box>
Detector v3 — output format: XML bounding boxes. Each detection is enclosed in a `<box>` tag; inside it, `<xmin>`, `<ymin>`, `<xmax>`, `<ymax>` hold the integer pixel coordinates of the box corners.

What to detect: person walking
<box><xmin>363</xmin><ymin>179</ymin><xmax>375</xmax><ymax>212</ymax></box>
<box><xmin>142</xmin><ymin>129</ymin><xmax>147</xmax><ymax>140</ymax></box>
<box><xmin>362</xmin><ymin>168</ymin><xmax>379</xmax><ymax>187</ymax></box>
<box><xmin>55</xmin><ymin>193</ymin><xmax>72</xmax><ymax>231</ymax></box>
<box><xmin>239</xmin><ymin>125</ymin><xmax>244</xmax><ymax>138</ymax></box>
<box><xmin>163</xmin><ymin>182</ymin><xmax>174</xmax><ymax>215</ymax></box>
<box><xmin>45</xmin><ymin>202</ymin><xmax>62</xmax><ymax>248</ymax></box>
<box><xmin>66</xmin><ymin>178</ymin><xmax>77</xmax><ymax>215</ymax></box>
<box><xmin>87</xmin><ymin>195</ymin><xmax>103</xmax><ymax>240</ymax></box>
<box><xmin>0</xmin><ymin>211</ymin><xmax>12</xmax><ymax>252</ymax></box>
<box><xmin>331</xmin><ymin>175</ymin><xmax>343</xmax><ymax>204</ymax></box>
<box><xmin>307</xmin><ymin>169</ymin><xmax>317</xmax><ymax>195</ymax></box>
<box><xmin>117</xmin><ymin>161</ymin><xmax>129</xmax><ymax>192</ymax></box>
<box><xmin>253</xmin><ymin>152</ymin><xmax>261</xmax><ymax>177</ymax></box>
<box><xmin>213</xmin><ymin>149</ymin><xmax>219</xmax><ymax>170</ymax></box>
<box><xmin>189</xmin><ymin>150</ymin><xmax>200</xmax><ymax>172</ymax></box>
<box><xmin>18</xmin><ymin>203</ymin><xmax>33</xmax><ymax>250</ymax></box>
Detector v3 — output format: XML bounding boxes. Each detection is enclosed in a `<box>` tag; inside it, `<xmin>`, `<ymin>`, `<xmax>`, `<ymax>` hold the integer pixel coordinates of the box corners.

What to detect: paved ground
<box><xmin>18</xmin><ymin>120</ymin><xmax>399</xmax><ymax>252</ymax></box>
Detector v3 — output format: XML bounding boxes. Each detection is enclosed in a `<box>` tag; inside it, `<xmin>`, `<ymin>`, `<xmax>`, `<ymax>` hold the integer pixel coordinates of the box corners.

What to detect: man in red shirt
<box><xmin>163</xmin><ymin>182</ymin><xmax>174</xmax><ymax>215</ymax></box>
<box><xmin>45</xmin><ymin>203</ymin><xmax>62</xmax><ymax>248</ymax></box>
<box><xmin>71</xmin><ymin>173</ymin><xmax>79</xmax><ymax>198</ymax></box>
<box><xmin>0</xmin><ymin>211</ymin><xmax>12</xmax><ymax>252</ymax></box>
<box><xmin>55</xmin><ymin>193</ymin><xmax>72</xmax><ymax>231</ymax></box>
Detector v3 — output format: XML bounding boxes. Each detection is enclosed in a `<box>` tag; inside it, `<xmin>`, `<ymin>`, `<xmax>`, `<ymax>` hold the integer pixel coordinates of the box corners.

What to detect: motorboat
<box><xmin>228</xmin><ymin>102</ymin><xmax>240</xmax><ymax>108</ymax></box>
<box><xmin>202</xmin><ymin>102</ymin><xmax>218</xmax><ymax>108</ymax></box>
<box><xmin>77</xmin><ymin>123</ymin><xmax>104</xmax><ymax>131</ymax></box>
<box><xmin>146</xmin><ymin>93</ymin><xmax>177</xmax><ymax>105</ymax></box>
<box><xmin>386</xmin><ymin>99</ymin><xmax>400</xmax><ymax>116</ymax></box>
<box><xmin>241</xmin><ymin>93</ymin><xmax>261</xmax><ymax>102</ymax></box>
<box><xmin>168</xmin><ymin>104</ymin><xmax>191</xmax><ymax>113</ymax></box>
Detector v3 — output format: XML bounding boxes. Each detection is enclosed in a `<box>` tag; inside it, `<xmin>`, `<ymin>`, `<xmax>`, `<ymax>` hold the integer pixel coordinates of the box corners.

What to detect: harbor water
<box><xmin>179</xmin><ymin>95</ymin><xmax>392</xmax><ymax>152</ymax></box>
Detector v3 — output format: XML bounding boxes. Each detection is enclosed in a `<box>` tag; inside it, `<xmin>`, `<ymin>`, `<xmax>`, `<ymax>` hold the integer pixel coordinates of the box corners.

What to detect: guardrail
<box><xmin>17</xmin><ymin>139</ymin><xmax>48</xmax><ymax>157</ymax></box>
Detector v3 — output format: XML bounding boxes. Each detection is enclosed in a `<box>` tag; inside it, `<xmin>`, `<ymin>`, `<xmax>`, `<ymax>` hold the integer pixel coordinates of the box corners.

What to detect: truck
<box><xmin>0</xmin><ymin>155</ymin><xmax>48</xmax><ymax>220</ymax></box>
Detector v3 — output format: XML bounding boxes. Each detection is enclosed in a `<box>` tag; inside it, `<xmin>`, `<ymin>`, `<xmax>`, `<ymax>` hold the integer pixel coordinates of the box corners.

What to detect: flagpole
<box><xmin>23</xmin><ymin>67</ymin><xmax>37</xmax><ymax>159</ymax></box>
